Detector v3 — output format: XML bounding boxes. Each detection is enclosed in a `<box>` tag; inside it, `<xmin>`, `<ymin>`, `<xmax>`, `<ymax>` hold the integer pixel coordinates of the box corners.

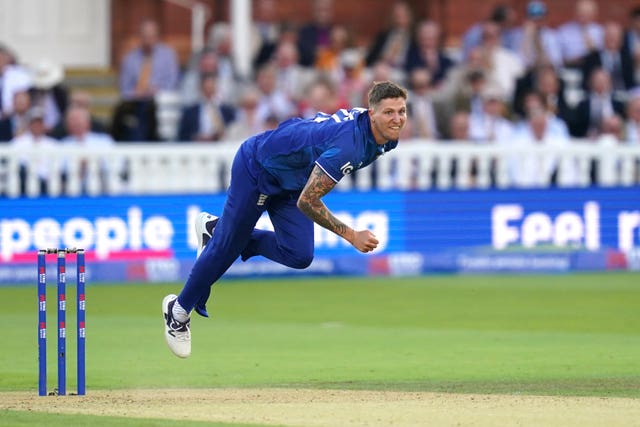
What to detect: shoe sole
<box><xmin>195</xmin><ymin>212</ymin><xmax>217</xmax><ymax>259</ymax></box>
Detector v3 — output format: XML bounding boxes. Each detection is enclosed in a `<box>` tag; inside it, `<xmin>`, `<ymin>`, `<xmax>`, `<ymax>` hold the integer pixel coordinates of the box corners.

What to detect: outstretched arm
<box><xmin>297</xmin><ymin>165</ymin><xmax>379</xmax><ymax>253</ymax></box>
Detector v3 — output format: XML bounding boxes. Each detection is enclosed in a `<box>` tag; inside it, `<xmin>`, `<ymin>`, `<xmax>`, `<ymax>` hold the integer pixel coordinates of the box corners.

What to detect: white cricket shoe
<box><xmin>195</xmin><ymin>212</ymin><xmax>219</xmax><ymax>259</ymax></box>
<box><xmin>162</xmin><ymin>294</ymin><xmax>191</xmax><ymax>358</ymax></box>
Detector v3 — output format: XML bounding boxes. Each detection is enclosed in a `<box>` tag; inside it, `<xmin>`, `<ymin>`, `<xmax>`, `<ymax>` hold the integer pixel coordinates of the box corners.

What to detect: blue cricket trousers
<box><xmin>177</xmin><ymin>136</ymin><xmax>315</xmax><ymax>313</ymax></box>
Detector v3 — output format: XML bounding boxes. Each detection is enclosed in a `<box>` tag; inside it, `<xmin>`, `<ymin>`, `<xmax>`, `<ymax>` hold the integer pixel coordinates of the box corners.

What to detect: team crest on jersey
<box><xmin>340</xmin><ymin>162</ymin><xmax>354</xmax><ymax>175</ymax></box>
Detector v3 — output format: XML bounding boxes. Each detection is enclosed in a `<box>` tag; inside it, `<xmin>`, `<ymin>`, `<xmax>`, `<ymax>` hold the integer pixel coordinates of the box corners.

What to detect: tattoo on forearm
<box><xmin>298</xmin><ymin>166</ymin><xmax>351</xmax><ymax>240</ymax></box>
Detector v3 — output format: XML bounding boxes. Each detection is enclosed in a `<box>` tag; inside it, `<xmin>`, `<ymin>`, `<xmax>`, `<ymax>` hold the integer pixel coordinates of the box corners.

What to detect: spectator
<box><xmin>251</xmin><ymin>0</ymin><xmax>282</xmax><ymax>69</ymax></box>
<box><xmin>61</xmin><ymin>106</ymin><xmax>115</xmax><ymax>194</ymax></box>
<box><xmin>623</xmin><ymin>91</ymin><xmax>640</xmax><ymax>144</ymax></box>
<box><xmin>405</xmin><ymin>20</ymin><xmax>455</xmax><ymax>87</ymax></box>
<box><xmin>49</xmin><ymin>90</ymin><xmax>107</xmax><ymax>139</ymax></box>
<box><xmin>336</xmin><ymin>49</ymin><xmax>368</xmax><ymax>109</ymax></box>
<box><xmin>0</xmin><ymin>44</ymin><xmax>32</xmax><ymax>117</ymax></box>
<box><xmin>582</xmin><ymin>21</ymin><xmax>635</xmax><ymax>94</ymax></box>
<box><xmin>461</xmin><ymin>4</ymin><xmax>518</xmax><ymax>60</ymax></box>
<box><xmin>254</xmin><ymin>63</ymin><xmax>297</xmax><ymax>124</ymax></box>
<box><xmin>365</xmin><ymin>1</ymin><xmax>414</xmax><ymax>69</ymax></box>
<box><xmin>469</xmin><ymin>86</ymin><xmax>514</xmax><ymax>144</ymax></box>
<box><xmin>513</xmin><ymin>64</ymin><xmax>572</xmax><ymax>125</ymax></box>
<box><xmin>272</xmin><ymin>40</ymin><xmax>315</xmax><ymax>105</ymax></box>
<box><xmin>10</xmin><ymin>107</ymin><xmax>59</xmax><ymax>196</ymax></box>
<box><xmin>315</xmin><ymin>25</ymin><xmax>352</xmax><ymax>83</ymax></box>
<box><xmin>299</xmin><ymin>77</ymin><xmax>342</xmax><ymax>119</ymax></box>
<box><xmin>225</xmin><ymin>85</ymin><xmax>266</xmax><ymax>141</ymax></box>
<box><xmin>179</xmin><ymin>48</ymin><xmax>220</xmax><ymax>107</ymax></box>
<box><xmin>477</xmin><ymin>21</ymin><xmax>525</xmax><ymax>100</ymax></box>
<box><xmin>0</xmin><ymin>90</ymin><xmax>31</xmax><ymax>141</ymax></box>
<box><xmin>119</xmin><ymin>19</ymin><xmax>179</xmax><ymax>100</ymax></box>
<box><xmin>622</xmin><ymin>7</ymin><xmax>640</xmax><ymax>84</ymax></box>
<box><xmin>557</xmin><ymin>0</ymin><xmax>604</xmax><ymax>68</ymax></box>
<box><xmin>206</xmin><ymin>22</ymin><xmax>237</xmax><ymax>101</ymax></box>
<box><xmin>449</xmin><ymin>111</ymin><xmax>471</xmax><ymax>141</ymax></box>
<box><xmin>115</xmin><ymin>19</ymin><xmax>178</xmax><ymax>141</ymax></box>
<box><xmin>510</xmin><ymin>1</ymin><xmax>562</xmax><ymax>70</ymax></box>
<box><xmin>297</xmin><ymin>0</ymin><xmax>334</xmax><ymax>67</ymax></box>
<box><xmin>406</xmin><ymin>68</ymin><xmax>442</xmax><ymax>139</ymax></box>
<box><xmin>510</xmin><ymin>98</ymin><xmax>574</xmax><ymax>187</ymax></box>
<box><xmin>570</xmin><ymin>68</ymin><xmax>626</xmax><ymax>138</ymax></box>
<box><xmin>177</xmin><ymin>73</ymin><xmax>236</xmax><ymax>142</ymax></box>
<box><xmin>28</xmin><ymin>60</ymin><xmax>68</xmax><ymax>132</ymax></box>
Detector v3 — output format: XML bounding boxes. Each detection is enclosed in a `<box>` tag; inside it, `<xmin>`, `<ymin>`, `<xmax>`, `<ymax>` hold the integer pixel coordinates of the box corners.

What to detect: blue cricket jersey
<box><xmin>242</xmin><ymin>108</ymin><xmax>398</xmax><ymax>192</ymax></box>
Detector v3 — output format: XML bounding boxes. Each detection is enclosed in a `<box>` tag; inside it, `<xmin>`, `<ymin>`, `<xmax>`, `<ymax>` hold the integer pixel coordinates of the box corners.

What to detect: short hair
<box><xmin>367</xmin><ymin>81</ymin><xmax>407</xmax><ymax>109</ymax></box>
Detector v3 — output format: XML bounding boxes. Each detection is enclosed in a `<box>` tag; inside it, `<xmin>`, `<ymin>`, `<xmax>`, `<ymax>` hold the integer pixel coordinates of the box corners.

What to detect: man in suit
<box><xmin>0</xmin><ymin>90</ymin><xmax>30</xmax><ymax>141</ymax></box>
<box><xmin>177</xmin><ymin>73</ymin><xmax>236</xmax><ymax>142</ymax></box>
<box><xmin>582</xmin><ymin>21</ymin><xmax>635</xmax><ymax>93</ymax></box>
<box><xmin>570</xmin><ymin>68</ymin><xmax>626</xmax><ymax>138</ymax></box>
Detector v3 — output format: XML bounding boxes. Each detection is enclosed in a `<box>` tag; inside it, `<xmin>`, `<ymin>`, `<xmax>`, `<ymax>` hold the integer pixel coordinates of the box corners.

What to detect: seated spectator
<box><xmin>477</xmin><ymin>21</ymin><xmax>525</xmax><ymax>100</ymax></box>
<box><xmin>336</xmin><ymin>49</ymin><xmax>369</xmax><ymax>109</ymax></box>
<box><xmin>510</xmin><ymin>102</ymin><xmax>574</xmax><ymax>187</ymax></box>
<box><xmin>513</xmin><ymin>64</ymin><xmax>572</xmax><ymax>124</ymax></box>
<box><xmin>557</xmin><ymin>0</ymin><xmax>604</xmax><ymax>68</ymax></box>
<box><xmin>622</xmin><ymin>7</ymin><xmax>640</xmax><ymax>85</ymax></box>
<box><xmin>49</xmin><ymin>90</ymin><xmax>107</xmax><ymax>139</ymax></box>
<box><xmin>510</xmin><ymin>1</ymin><xmax>562</xmax><ymax>70</ymax></box>
<box><xmin>225</xmin><ymin>85</ymin><xmax>266</xmax><ymax>141</ymax></box>
<box><xmin>179</xmin><ymin>48</ymin><xmax>220</xmax><ymax>107</ymax></box>
<box><xmin>297</xmin><ymin>0</ymin><xmax>334</xmax><ymax>67</ymax></box>
<box><xmin>255</xmin><ymin>62</ymin><xmax>297</xmax><ymax>124</ymax></box>
<box><xmin>365</xmin><ymin>1</ymin><xmax>414</xmax><ymax>69</ymax></box>
<box><xmin>299</xmin><ymin>77</ymin><xmax>343</xmax><ymax>119</ymax></box>
<box><xmin>251</xmin><ymin>0</ymin><xmax>282</xmax><ymax>69</ymax></box>
<box><xmin>177</xmin><ymin>73</ymin><xmax>236</xmax><ymax>142</ymax></box>
<box><xmin>272</xmin><ymin>40</ymin><xmax>315</xmax><ymax>105</ymax></box>
<box><xmin>406</xmin><ymin>68</ymin><xmax>442</xmax><ymax>139</ymax></box>
<box><xmin>206</xmin><ymin>22</ymin><xmax>238</xmax><ymax>102</ymax></box>
<box><xmin>28</xmin><ymin>60</ymin><xmax>68</xmax><ymax>132</ymax></box>
<box><xmin>405</xmin><ymin>20</ymin><xmax>455</xmax><ymax>87</ymax></box>
<box><xmin>582</xmin><ymin>21</ymin><xmax>635</xmax><ymax>94</ymax></box>
<box><xmin>570</xmin><ymin>68</ymin><xmax>626</xmax><ymax>138</ymax></box>
<box><xmin>469</xmin><ymin>86</ymin><xmax>514</xmax><ymax>144</ymax></box>
<box><xmin>61</xmin><ymin>106</ymin><xmax>115</xmax><ymax>194</ymax></box>
<box><xmin>0</xmin><ymin>90</ymin><xmax>31</xmax><ymax>141</ymax></box>
<box><xmin>10</xmin><ymin>107</ymin><xmax>59</xmax><ymax>196</ymax></box>
<box><xmin>461</xmin><ymin>4</ymin><xmax>518</xmax><ymax>60</ymax></box>
<box><xmin>623</xmin><ymin>90</ymin><xmax>640</xmax><ymax>144</ymax></box>
<box><xmin>114</xmin><ymin>19</ymin><xmax>178</xmax><ymax>141</ymax></box>
<box><xmin>0</xmin><ymin>44</ymin><xmax>32</xmax><ymax>117</ymax></box>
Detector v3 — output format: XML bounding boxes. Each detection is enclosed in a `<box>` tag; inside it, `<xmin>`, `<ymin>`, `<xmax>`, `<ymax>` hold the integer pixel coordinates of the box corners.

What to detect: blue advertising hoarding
<box><xmin>1</xmin><ymin>187</ymin><xmax>639</xmax><ymax>284</ymax></box>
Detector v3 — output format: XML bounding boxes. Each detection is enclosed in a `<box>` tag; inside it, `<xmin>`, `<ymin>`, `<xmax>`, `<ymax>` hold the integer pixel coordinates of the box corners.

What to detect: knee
<box><xmin>287</xmin><ymin>251</ymin><xmax>314</xmax><ymax>269</ymax></box>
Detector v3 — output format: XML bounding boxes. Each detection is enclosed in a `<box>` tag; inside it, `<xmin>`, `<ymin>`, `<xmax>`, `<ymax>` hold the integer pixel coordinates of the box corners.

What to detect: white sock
<box><xmin>172</xmin><ymin>299</ymin><xmax>190</xmax><ymax>323</ymax></box>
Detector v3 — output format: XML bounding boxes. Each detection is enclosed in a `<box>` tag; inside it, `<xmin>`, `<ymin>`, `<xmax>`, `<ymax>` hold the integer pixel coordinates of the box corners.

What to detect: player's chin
<box><xmin>385</xmin><ymin>128</ymin><xmax>402</xmax><ymax>140</ymax></box>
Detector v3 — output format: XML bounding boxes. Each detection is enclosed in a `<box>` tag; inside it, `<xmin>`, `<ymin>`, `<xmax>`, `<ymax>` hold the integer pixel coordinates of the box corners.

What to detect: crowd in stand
<box><xmin>2</xmin><ymin>0</ymin><xmax>640</xmax><ymax>195</ymax></box>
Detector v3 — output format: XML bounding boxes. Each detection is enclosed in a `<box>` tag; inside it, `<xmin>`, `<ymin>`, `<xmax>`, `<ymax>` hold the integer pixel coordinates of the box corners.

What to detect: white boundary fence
<box><xmin>1</xmin><ymin>140</ymin><xmax>639</xmax><ymax>198</ymax></box>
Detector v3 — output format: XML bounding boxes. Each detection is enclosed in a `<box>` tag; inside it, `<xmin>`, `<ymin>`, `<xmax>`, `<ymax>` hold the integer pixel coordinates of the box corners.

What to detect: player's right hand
<box><xmin>352</xmin><ymin>229</ymin><xmax>379</xmax><ymax>253</ymax></box>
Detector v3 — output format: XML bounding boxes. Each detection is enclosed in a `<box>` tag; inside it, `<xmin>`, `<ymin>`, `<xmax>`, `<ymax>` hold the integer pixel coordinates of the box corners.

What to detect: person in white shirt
<box><xmin>468</xmin><ymin>85</ymin><xmax>514</xmax><ymax>144</ymax></box>
<box><xmin>0</xmin><ymin>44</ymin><xmax>32</xmax><ymax>117</ymax></box>
<box><xmin>9</xmin><ymin>107</ymin><xmax>59</xmax><ymax>196</ymax></box>
<box><xmin>406</xmin><ymin>67</ymin><xmax>441</xmax><ymax>139</ymax></box>
<box><xmin>477</xmin><ymin>21</ymin><xmax>525</xmax><ymax>100</ymax></box>
<box><xmin>61</xmin><ymin>106</ymin><xmax>115</xmax><ymax>194</ymax></box>
<box><xmin>623</xmin><ymin>91</ymin><xmax>640</xmax><ymax>144</ymax></box>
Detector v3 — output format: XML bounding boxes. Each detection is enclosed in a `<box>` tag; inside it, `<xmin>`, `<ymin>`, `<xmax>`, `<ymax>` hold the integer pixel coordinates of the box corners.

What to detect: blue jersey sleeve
<box><xmin>315</xmin><ymin>144</ymin><xmax>355</xmax><ymax>183</ymax></box>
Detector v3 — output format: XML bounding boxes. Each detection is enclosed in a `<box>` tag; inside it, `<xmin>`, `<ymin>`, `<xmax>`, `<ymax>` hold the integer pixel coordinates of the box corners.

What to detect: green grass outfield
<box><xmin>1</xmin><ymin>273</ymin><xmax>639</xmax><ymax>397</ymax></box>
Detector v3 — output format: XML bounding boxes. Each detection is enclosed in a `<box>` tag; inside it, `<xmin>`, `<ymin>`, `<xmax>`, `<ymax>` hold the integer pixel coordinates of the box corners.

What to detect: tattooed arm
<box><xmin>297</xmin><ymin>165</ymin><xmax>379</xmax><ymax>253</ymax></box>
